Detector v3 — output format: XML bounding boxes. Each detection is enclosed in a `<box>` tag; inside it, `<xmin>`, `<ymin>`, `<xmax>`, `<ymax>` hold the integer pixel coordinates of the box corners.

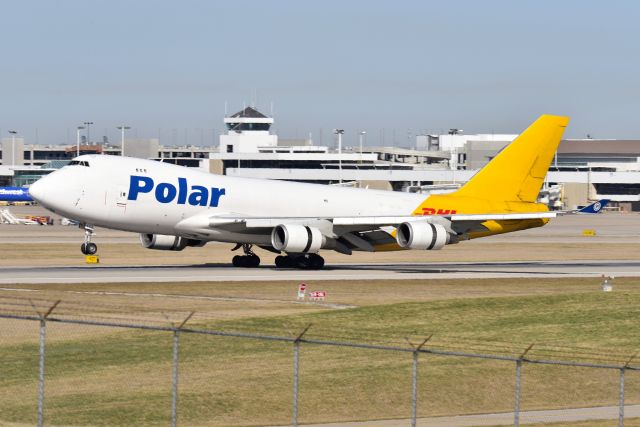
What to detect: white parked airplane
<box><xmin>29</xmin><ymin>115</ymin><xmax>606</xmax><ymax>269</ymax></box>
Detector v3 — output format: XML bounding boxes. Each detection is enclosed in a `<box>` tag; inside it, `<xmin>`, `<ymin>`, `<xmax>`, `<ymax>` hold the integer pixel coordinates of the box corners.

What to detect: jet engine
<box><xmin>271</xmin><ymin>224</ymin><xmax>325</xmax><ymax>253</ymax></box>
<box><xmin>140</xmin><ymin>234</ymin><xmax>205</xmax><ymax>251</ymax></box>
<box><xmin>396</xmin><ymin>222</ymin><xmax>450</xmax><ymax>250</ymax></box>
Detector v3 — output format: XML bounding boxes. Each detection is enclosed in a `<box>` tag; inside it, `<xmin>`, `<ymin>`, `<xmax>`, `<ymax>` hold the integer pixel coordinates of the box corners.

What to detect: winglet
<box><xmin>576</xmin><ymin>199</ymin><xmax>609</xmax><ymax>214</ymax></box>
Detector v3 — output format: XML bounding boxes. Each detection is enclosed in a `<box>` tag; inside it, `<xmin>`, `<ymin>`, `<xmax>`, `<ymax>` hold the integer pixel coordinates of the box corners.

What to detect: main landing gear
<box><xmin>275</xmin><ymin>253</ymin><xmax>325</xmax><ymax>270</ymax></box>
<box><xmin>80</xmin><ymin>225</ymin><xmax>98</xmax><ymax>255</ymax></box>
<box><xmin>230</xmin><ymin>244</ymin><xmax>325</xmax><ymax>269</ymax></box>
<box><xmin>231</xmin><ymin>244</ymin><xmax>261</xmax><ymax>268</ymax></box>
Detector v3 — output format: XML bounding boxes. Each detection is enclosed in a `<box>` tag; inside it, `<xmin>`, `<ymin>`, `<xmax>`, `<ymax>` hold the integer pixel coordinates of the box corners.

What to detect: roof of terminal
<box><xmin>558</xmin><ymin>139</ymin><xmax>640</xmax><ymax>154</ymax></box>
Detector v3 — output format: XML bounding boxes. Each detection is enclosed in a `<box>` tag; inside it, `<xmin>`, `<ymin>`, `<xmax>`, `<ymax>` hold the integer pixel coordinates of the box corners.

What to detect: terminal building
<box><xmin>208</xmin><ymin>107</ymin><xmax>450</xmax><ymax>190</ymax></box>
<box><xmin>2</xmin><ymin>107</ymin><xmax>640</xmax><ymax>210</ymax></box>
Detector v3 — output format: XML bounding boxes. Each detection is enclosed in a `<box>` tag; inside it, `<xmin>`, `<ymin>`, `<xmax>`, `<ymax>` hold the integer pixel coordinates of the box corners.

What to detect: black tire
<box><xmin>296</xmin><ymin>255</ymin><xmax>312</xmax><ymax>270</ymax></box>
<box><xmin>232</xmin><ymin>255</ymin><xmax>242</xmax><ymax>267</ymax></box>
<box><xmin>275</xmin><ymin>255</ymin><xmax>287</xmax><ymax>268</ymax></box>
<box><xmin>81</xmin><ymin>242</ymin><xmax>97</xmax><ymax>255</ymax></box>
<box><xmin>248</xmin><ymin>255</ymin><xmax>260</xmax><ymax>267</ymax></box>
<box><xmin>87</xmin><ymin>243</ymin><xmax>98</xmax><ymax>255</ymax></box>
<box><xmin>310</xmin><ymin>254</ymin><xmax>325</xmax><ymax>270</ymax></box>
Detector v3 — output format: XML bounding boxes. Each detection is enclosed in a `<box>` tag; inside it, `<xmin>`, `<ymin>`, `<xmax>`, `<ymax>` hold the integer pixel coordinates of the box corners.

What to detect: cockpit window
<box><xmin>69</xmin><ymin>160</ymin><xmax>90</xmax><ymax>167</ymax></box>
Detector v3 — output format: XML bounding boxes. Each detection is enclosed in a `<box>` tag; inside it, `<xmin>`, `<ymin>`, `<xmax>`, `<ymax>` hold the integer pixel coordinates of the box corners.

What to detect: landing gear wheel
<box><xmin>232</xmin><ymin>254</ymin><xmax>260</xmax><ymax>268</ymax></box>
<box><xmin>275</xmin><ymin>255</ymin><xmax>290</xmax><ymax>268</ymax></box>
<box><xmin>231</xmin><ymin>244</ymin><xmax>261</xmax><ymax>267</ymax></box>
<box><xmin>81</xmin><ymin>242</ymin><xmax>97</xmax><ymax>255</ymax></box>
<box><xmin>310</xmin><ymin>254</ymin><xmax>325</xmax><ymax>269</ymax></box>
<box><xmin>80</xmin><ymin>224</ymin><xmax>97</xmax><ymax>255</ymax></box>
<box><xmin>247</xmin><ymin>255</ymin><xmax>260</xmax><ymax>267</ymax></box>
<box><xmin>276</xmin><ymin>254</ymin><xmax>325</xmax><ymax>269</ymax></box>
<box><xmin>296</xmin><ymin>255</ymin><xmax>312</xmax><ymax>270</ymax></box>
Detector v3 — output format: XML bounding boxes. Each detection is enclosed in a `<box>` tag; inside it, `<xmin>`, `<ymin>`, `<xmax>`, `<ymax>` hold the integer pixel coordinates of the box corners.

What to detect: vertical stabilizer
<box><xmin>453</xmin><ymin>115</ymin><xmax>569</xmax><ymax>203</ymax></box>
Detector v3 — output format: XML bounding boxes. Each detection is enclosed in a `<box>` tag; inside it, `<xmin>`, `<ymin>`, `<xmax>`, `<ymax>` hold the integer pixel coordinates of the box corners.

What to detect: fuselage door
<box><xmin>115</xmin><ymin>186</ymin><xmax>128</xmax><ymax>212</ymax></box>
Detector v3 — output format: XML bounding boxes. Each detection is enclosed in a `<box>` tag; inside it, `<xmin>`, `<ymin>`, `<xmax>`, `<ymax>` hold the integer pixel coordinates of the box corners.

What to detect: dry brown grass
<box><xmin>2</xmin><ymin>276</ymin><xmax>638</xmax><ymax>336</ymax></box>
<box><xmin>2</xmin><ymin>241</ymin><xmax>640</xmax><ymax>267</ymax></box>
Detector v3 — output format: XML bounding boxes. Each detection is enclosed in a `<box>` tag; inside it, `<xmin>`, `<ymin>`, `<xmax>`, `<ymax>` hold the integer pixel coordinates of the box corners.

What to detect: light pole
<box><xmin>84</xmin><ymin>122</ymin><xmax>94</xmax><ymax>147</ymax></box>
<box><xmin>447</xmin><ymin>128</ymin><xmax>464</xmax><ymax>169</ymax></box>
<box><xmin>8</xmin><ymin>130</ymin><xmax>17</xmax><ymax>166</ymax></box>
<box><xmin>359</xmin><ymin>131</ymin><xmax>366</xmax><ymax>164</ymax></box>
<box><xmin>448</xmin><ymin>128</ymin><xmax>464</xmax><ymax>183</ymax></box>
<box><xmin>76</xmin><ymin>126</ymin><xmax>85</xmax><ymax>157</ymax></box>
<box><xmin>117</xmin><ymin>125</ymin><xmax>131</xmax><ymax>156</ymax></box>
<box><xmin>334</xmin><ymin>129</ymin><xmax>344</xmax><ymax>184</ymax></box>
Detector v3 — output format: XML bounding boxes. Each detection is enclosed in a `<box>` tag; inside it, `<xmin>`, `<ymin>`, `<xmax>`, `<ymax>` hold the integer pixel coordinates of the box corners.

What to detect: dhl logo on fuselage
<box><xmin>420</xmin><ymin>207</ymin><xmax>457</xmax><ymax>215</ymax></box>
<box><xmin>127</xmin><ymin>175</ymin><xmax>226</xmax><ymax>207</ymax></box>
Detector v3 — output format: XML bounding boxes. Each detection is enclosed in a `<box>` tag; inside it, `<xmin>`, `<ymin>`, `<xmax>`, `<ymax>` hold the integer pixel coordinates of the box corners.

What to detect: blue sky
<box><xmin>1</xmin><ymin>1</ymin><xmax>639</xmax><ymax>147</ymax></box>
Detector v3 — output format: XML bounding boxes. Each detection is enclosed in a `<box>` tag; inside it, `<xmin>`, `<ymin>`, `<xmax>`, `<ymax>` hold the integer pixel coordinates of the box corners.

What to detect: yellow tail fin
<box><xmin>453</xmin><ymin>114</ymin><xmax>569</xmax><ymax>203</ymax></box>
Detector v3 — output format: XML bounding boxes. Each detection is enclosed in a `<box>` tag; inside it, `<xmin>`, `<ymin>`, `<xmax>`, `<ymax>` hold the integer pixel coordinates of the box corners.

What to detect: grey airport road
<box><xmin>2</xmin><ymin>260</ymin><xmax>640</xmax><ymax>284</ymax></box>
<box><xmin>288</xmin><ymin>404</ymin><xmax>640</xmax><ymax>427</ymax></box>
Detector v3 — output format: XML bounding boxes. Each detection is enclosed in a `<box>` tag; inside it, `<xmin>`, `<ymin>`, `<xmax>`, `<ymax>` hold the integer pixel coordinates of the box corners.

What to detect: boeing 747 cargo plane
<box><xmin>28</xmin><ymin>115</ymin><xmax>606</xmax><ymax>269</ymax></box>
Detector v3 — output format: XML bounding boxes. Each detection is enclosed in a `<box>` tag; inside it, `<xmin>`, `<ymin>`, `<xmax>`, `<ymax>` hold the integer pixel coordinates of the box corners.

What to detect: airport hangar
<box><xmin>2</xmin><ymin>106</ymin><xmax>640</xmax><ymax>211</ymax></box>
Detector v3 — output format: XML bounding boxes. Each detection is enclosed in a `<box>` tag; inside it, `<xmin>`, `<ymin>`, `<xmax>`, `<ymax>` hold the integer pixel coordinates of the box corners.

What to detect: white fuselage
<box><xmin>30</xmin><ymin>155</ymin><xmax>426</xmax><ymax>244</ymax></box>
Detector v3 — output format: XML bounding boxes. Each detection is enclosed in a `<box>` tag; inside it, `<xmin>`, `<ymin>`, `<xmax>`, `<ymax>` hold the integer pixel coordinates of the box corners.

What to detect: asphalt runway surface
<box><xmin>2</xmin><ymin>259</ymin><xmax>639</xmax><ymax>284</ymax></box>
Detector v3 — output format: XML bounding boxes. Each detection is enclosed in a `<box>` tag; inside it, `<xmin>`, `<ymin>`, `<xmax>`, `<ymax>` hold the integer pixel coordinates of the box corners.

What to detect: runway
<box><xmin>2</xmin><ymin>260</ymin><xmax>639</xmax><ymax>284</ymax></box>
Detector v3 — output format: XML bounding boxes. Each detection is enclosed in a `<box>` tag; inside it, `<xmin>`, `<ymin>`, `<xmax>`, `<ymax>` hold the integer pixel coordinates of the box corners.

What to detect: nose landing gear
<box><xmin>80</xmin><ymin>225</ymin><xmax>98</xmax><ymax>255</ymax></box>
<box><xmin>231</xmin><ymin>244</ymin><xmax>261</xmax><ymax>267</ymax></box>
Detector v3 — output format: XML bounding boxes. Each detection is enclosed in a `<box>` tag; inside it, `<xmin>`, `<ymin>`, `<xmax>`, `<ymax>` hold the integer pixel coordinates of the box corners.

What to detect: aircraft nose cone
<box><xmin>28</xmin><ymin>177</ymin><xmax>46</xmax><ymax>203</ymax></box>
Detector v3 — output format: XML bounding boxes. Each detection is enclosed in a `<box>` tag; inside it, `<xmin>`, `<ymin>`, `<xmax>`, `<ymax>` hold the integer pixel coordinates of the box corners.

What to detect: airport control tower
<box><xmin>219</xmin><ymin>106</ymin><xmax>277</xmax><ymax>153</ymax></box>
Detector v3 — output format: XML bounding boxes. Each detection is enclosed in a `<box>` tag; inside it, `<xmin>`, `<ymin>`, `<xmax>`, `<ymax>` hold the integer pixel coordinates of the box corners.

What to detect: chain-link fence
<box><xmin>0</xmin><ymin>297</ymin><xmax>638</xmax><ymax>426</ymax></box>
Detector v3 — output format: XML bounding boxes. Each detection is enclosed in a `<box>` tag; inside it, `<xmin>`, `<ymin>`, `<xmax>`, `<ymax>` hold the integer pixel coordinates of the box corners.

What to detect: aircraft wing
<box><xmin>175</xmin><ymin>211</ymin><xmax>556</xmax><ymax>237</ymax></box>
<box><xmin>174</xmin><ymin>199</ymin><xmax>607</xmax><ymax>241</ymax></box>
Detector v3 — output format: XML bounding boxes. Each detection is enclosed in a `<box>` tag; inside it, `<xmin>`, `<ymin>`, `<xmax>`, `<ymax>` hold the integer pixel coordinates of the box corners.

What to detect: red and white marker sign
<box><xmin>309</xmin><ymin>291</ymin><xmax>326</xmax><ymax>301</ymax></box>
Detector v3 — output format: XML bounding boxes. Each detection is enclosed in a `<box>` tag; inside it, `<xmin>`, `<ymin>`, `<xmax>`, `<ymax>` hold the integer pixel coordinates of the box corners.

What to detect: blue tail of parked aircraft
<box><xmin>0</xmin><ymin>187</ymin><xmax>33</xmax><ymax>202</ymax></box>
<box><xmin>577</xmin><ymin>199</ymin><xmax>609</xmax><ymax>214</ymax></box>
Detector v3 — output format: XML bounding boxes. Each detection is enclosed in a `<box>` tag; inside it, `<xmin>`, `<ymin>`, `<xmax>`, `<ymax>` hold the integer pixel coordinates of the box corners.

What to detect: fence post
<box><xmin>37</xmin><ymin>318</ymin><xmax>46</xmax><ymax>427</ymax></box>
<box><xmin>619</xmin><ymin>367</ymin><xmax>625</xmax><ymax>427</ymax></box>
<box><xmin>514</xmin><ymin>343</ymin><xmax>534</xmax><ymax>427</ymax></box>
<box><xmin>30</xmin><ymin>300</ymin><xmax>60</xmax><ymax>427</ymax></box>
<box><xmin>171</xmin><ymin>330</ymin><xmax>180</xmax><ymax>427</ymax></box>
<box><xmin>514</xmin><ymin>359</ymin><xmax>521</xmax><ymax>427</ymax></box>
<box><xmin>292</xmin><ymin>324</ymin><xmax>311</xmax><ymax>427</ymax></box>
<box><xmin>407</xmin><ymin>336</ymin><xmax>431</xmax><ymax>427</ymax></box>
<box><xmin>170</xmin><ymin>312</ymin><xmax>194</xmax><ymax>427</ymax></box>
<box><xmin>411</xmin><ymin>350</ymin><xmax>418</xmax><ymax>427</ymax></box>
<box><xmin>620</xmin><ymin>353</ymin><xmax>637</xmax><ymax>427</ymax></box>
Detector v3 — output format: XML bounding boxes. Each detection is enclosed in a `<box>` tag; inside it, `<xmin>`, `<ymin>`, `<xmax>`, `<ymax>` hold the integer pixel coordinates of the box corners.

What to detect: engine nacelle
<box><xmin>271</xmin><ymin>224</ymin><xmax>325</xmax><ymax>253</ymax></box>
<box><xmin>396</xmin><ymin>222</ymin><xmax>450</xmax><ymax>250</ymax></box>
<box><xmin>140</xmin><ymin>234</ymin><xmax>205</xmax><ymax>251</ymax></box>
